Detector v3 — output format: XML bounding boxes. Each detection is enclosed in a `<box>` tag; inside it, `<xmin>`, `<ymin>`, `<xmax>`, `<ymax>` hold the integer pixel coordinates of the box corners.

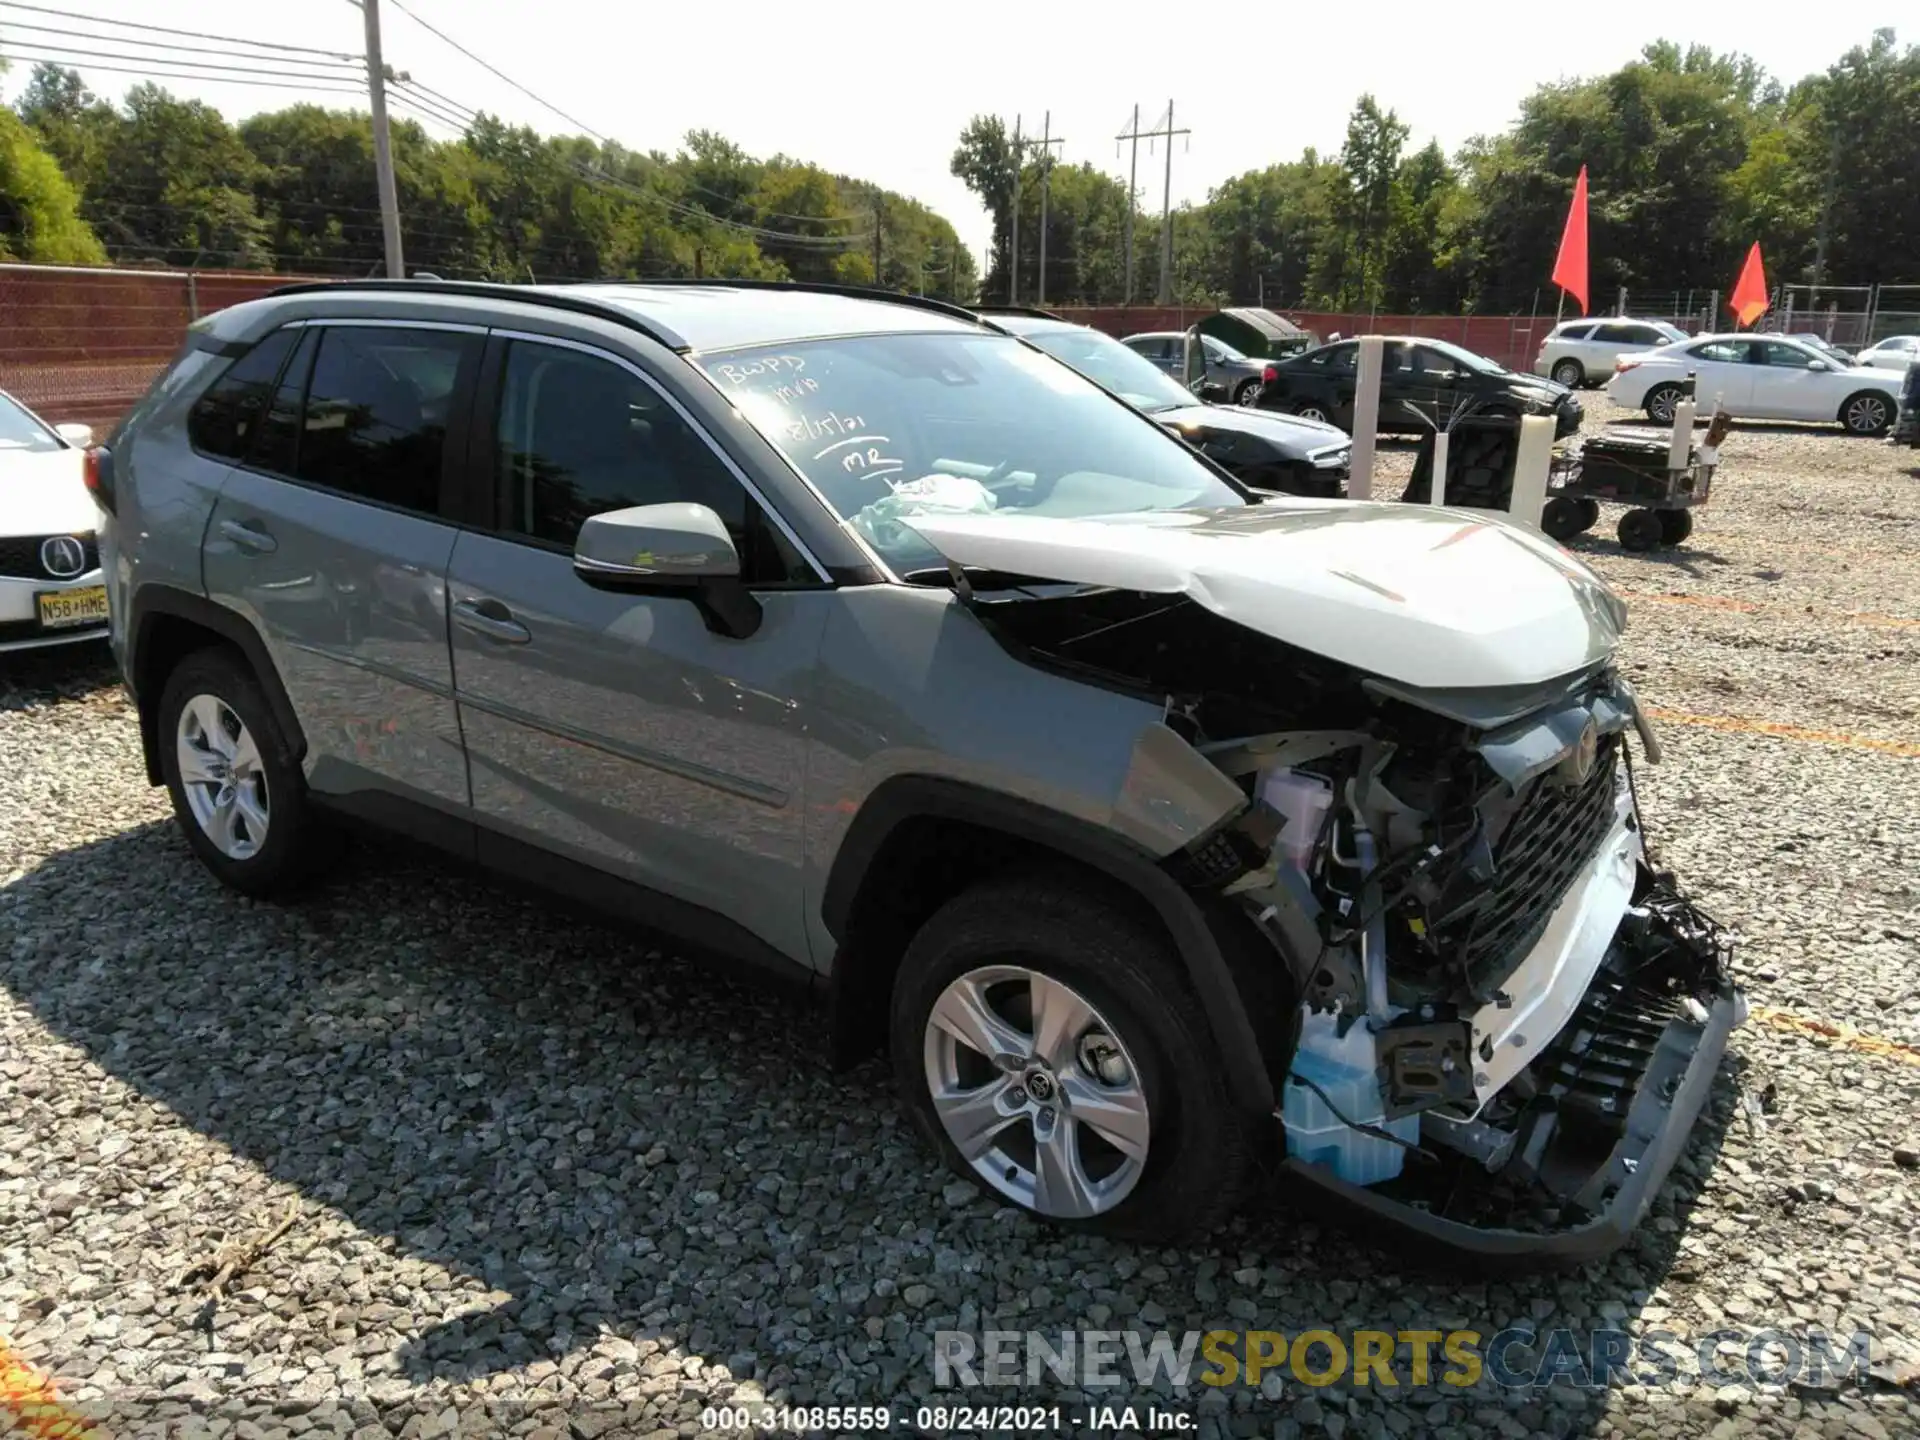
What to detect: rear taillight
<box><xmin>83</xmin><ymin>445</ymin><xmax>115</xmax><ymax>513</ymax></box>
<box><xmin>1262</xmin><ymin>364</ymin><xmax>1279</xmax><ymax>384</ymax></box>
<box><xmin>1615</xmin><ymin>358</ymin><xmax>1640</xmax><ymax>374</ymax></box>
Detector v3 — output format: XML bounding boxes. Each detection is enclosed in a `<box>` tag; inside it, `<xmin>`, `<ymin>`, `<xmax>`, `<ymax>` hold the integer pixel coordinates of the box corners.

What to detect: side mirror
<box><xmin>56</xmin><ymin>422</ymin><xmax>94</xmax><ymax>447</ymax></box>
<box><xmin>573</xmin><ymin>502</ymin><xmax>760</xmax><ymax>638</ymax></box>
<box><xmin>1809</xmin><ymin>359</ymin><xmax>1830</xmax><ymax>372</ymax></box>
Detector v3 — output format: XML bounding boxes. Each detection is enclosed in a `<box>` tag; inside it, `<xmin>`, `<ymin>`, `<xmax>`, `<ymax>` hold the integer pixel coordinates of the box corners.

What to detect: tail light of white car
<box><xmin>1615</xmin><ymin>357</ymin><xmax>1642</xmax><ymax>374</ymax></box>
<box><xmin>82</xmin><ymin>446</ymin><xmax>115</xmax><ymax>514</ymax></box>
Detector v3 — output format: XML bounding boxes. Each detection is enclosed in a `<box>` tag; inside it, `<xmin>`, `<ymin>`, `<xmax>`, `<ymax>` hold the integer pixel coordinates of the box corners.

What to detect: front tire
<box><xmin>1839</xmin><ymin>391</ymin><xmax>1893</xmax><ymax>436</ymax></box>
<box><xmin>1551</xmin><ymin>358</ymin><xmax>1585</xmax><ymax>387</ymax></box>
<box><xmin>1292</xmin><ymin>401</ymin><xmax>1334</xmax><ymax>425</ymax></box>
<box><xmin>890</xmin><ymin>878</ymin><xmax>1250</xmax><ymax>1242</ymax></box>
<box><xmin>1541</xmin><ymin>495</ymin><xmax>1587</xmax><ymax>542</ymax></box>
<box><xmin>1657</xmin><ymin>508</ymin><xmax>1694</xmax><ymax>545</ymax></box>
<box><xmin>158</xmin><ymin>647</ymin><xmax>322</xmax><ymax>898</ymax></box>
<box><xmin>1617</xmin><ymin>508</ymin><xmax>1664</xmax><ymax>552</ymax></box>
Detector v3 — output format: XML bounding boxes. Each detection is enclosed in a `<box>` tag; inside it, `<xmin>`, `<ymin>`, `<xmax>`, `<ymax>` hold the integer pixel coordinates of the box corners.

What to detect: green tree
<box><xmin>0</xmin><ymin>107</ymin><xmax>107</xmax><ymax>263</ymax></box>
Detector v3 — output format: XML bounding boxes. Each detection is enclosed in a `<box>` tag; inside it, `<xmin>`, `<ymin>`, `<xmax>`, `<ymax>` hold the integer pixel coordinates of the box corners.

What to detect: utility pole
<box><xmin>357</xmin><ymin>0</ymin><xmax>404</xmax><ymax>280</ymax></box>
<box><xmin>1033</xmin><ymin>111</ymin><xmax>1065</xmax><ymax>306</ymax></box>
<box><xmin>1120</xmin><ymin>102</ymin><xmax>1190</xmax><ymax>306</ymax></box>
<box><xmin>1117</xmin><ymin>105</ymin><xmax>1140</xmax><ymax>305</ymax></box>
<box><xmin>1009</xmin><ymin>114</ymin><xmax>1023</xmax><ymax>305</ymax></box>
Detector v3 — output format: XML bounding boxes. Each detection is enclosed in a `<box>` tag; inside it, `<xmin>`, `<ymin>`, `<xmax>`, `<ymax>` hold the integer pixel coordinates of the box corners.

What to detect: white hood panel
<box><xmin>0</xmin><ymin>448</ymin><xmax>96</xmax><ymax>537</ymax></box>
<box><xmin>908</xmin><ymin>500</ymin><xmax>1626</xmax><ymax>690</ymax></box>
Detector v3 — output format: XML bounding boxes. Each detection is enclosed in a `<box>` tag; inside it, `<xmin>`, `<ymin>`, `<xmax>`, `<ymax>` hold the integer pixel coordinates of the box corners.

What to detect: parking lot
<box><xmin>3</xmin><ymin>402</ymin><xmax>1918</xmax><ymax>1440</ymax></box>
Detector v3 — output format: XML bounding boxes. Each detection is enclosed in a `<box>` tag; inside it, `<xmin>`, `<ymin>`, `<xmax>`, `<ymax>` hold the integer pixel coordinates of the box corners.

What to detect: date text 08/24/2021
<box><xmin>700</xmin><ymin>1404</ymin><xmax>1195</xmax><ymax>1432</ymax></box>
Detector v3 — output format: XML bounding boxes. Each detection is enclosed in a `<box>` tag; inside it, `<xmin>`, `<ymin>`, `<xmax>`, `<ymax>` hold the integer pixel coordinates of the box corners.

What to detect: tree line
<box><xmin>0</xmin><ymin>56</ymin><xmax>978</xmax><ymax>300</ymax></box>
<box><xmin>953</xmin><ymin>30</ymin><xmax>1920</xmax><ymax>314</ymax></box>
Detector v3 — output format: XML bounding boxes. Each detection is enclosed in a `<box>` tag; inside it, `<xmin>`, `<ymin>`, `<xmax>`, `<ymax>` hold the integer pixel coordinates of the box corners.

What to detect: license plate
<box><xmin>36</xmin><ymin>585</ymin><xmax>109</xmax><ymax>630</ymax></box>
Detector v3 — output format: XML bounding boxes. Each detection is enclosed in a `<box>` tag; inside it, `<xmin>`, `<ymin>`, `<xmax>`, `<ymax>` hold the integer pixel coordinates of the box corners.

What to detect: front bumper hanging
<box><xmin>1276</xmin><ymin>872</ymin><xmax>1742</xmax><ymax>1269</ymax></box>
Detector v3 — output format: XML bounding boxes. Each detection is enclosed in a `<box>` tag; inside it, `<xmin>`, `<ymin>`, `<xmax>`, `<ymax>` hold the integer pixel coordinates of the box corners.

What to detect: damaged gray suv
<box><xmin>94</xmin><ymin>279</ymin><xmax>1743</xmax><ymax>1263</ymax></box>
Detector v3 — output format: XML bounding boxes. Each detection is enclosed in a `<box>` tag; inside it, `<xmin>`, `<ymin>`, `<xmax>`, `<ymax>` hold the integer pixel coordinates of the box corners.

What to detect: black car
<box><xmin>1256</xmin><ymin>336</ymin><xmax>1585</xmax><ymax>439</ymax></box>
<box><xmin>981</xmin><ymin>310</ymin><xmax>1353</xmax><ymax>496</ymax></box>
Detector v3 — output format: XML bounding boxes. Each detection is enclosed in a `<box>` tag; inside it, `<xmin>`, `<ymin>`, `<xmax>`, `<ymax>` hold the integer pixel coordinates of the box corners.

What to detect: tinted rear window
<box><xmin>186</xmin><ymin>328</ymin><xmax>299</xmax><ymax>460</ymax></box>
<box><xmin>297</xmin><ymin>326</ymin><xmax>475</xmax><ymax>513</ymax></box>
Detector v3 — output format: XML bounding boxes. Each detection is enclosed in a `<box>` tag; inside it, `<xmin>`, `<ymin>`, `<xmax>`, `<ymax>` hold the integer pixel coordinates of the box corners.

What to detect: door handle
<box><xmin>452</xmin><ymin>598</ymin><xmax>531</xmax><ymax>645</ymax></box>
<box><xmin>219</xmin><ymin>518</ymin><xmax>277</xmax><ymax>554</ymax></box>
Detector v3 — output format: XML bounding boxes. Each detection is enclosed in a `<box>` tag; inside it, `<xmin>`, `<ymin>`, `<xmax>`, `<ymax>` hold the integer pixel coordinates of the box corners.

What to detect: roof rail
<box><xmin>267</xmin><ymin>275</ymin><xmax>991</xmax><ymax>348</ymax></box>
<box><xmin>595</xmin><ymin>276</ymin><xmax>988</xmax><ymax>328</ymax></box>
<box><xmin>971</xmin><ymin>304</ymin><xmax>1069</xmax><ymax>321</ymax></box>
<box><xmin>266</xmin><ymin>277</ymin><xmax>689</xmax><ymax>350</ymax></box>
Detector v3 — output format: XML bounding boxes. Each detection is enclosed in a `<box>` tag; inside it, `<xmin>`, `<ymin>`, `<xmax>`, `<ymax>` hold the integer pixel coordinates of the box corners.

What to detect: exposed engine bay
<box><xmin>975</xmin><ymin>582</ymin><xmax>1743</xmax><ymax>1259</ymax></box>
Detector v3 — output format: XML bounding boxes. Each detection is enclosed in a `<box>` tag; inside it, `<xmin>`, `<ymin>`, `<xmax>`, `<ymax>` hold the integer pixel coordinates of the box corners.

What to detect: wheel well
<box><xmin>1839</xmin><ymin>389</ymin><xmax>1890</xmax><ymax>423</ymax></box>
<box><xmin>826</xmin><ymin>815</ymin><xmax>1180</xmax><ymax>1069</ymax></box>
<box><xmin>131</xmin><ymin>615</ymin><xmax>240</xmax><ymax>783</ymax></box>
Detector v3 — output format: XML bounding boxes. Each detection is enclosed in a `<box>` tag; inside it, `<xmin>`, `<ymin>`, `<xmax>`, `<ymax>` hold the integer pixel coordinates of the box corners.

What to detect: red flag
<box><xmin>1551</xmin><ymin>166</ymin><xmax>1589</xmax><ymax>315</ymax></box>
<box><xmin>1729</xmin><ymin>243</ymin><xmax>1769</xmax><ymax>328</ymax></box>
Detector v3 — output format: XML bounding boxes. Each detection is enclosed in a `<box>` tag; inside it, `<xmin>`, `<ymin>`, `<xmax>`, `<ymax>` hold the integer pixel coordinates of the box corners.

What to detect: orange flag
<box><xmin>1551</xmin><ymin>166</ymin><xmax>1589</xmax><ymax>315</ymax></box>
<box><xmin>1729</xmin><ymin>243</ymin><xmax>1769</xmax><ymax>328</ymax></box>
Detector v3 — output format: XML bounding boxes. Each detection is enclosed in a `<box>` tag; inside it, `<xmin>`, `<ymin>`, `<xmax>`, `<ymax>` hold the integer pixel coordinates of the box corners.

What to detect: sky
<box><xmin>0</xmin><ymin>1</ymin><xmax>1902</xmax><ymax>263</ymax></box>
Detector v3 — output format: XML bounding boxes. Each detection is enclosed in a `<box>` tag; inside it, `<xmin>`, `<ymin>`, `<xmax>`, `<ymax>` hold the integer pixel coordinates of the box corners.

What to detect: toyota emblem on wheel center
<box><xmin>40</xmin><ymin>535</ymin><xmax>87</xmax><ymax>579</ymax></box>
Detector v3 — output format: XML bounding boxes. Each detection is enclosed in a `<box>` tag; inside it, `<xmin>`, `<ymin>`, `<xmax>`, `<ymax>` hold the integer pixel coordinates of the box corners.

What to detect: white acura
<box><xmin>1606</xmin><ymin>333</ymin><xmax>1907</xmax><ymax>435</ymax></box>
<box><xmin>0</xmin><ymin>389</ymin><xmax>109</xmax><ymax>653</ymax></box>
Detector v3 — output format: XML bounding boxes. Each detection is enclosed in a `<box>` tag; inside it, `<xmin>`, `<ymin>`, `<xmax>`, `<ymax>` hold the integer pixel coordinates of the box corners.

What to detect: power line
<box><xmin>0</xmin><ymin>37</ymin><xmax>362</xmax><ymax>80</ymax></box>
<box><xmin>384</xmin><ymin>0</ymin><xmax>609</xmax><ymax>142</ymax></box>
<box><xmin>0</xmin><ymin>50</ymin><xmax>366</xmax><ymax>94</ymax></box>
<box><xmin>0</xmin><ymin>18</ymin><xmax>361</xmax><ymax>69</ymax></box>
<box><xmin>0</xmin><ymin>2</ymin><xmax>357</xmax><ymax>58</ymax></box>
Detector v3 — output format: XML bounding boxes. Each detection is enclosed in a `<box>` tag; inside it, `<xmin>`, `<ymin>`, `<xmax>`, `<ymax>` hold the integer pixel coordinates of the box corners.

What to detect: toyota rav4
<box><xmin>91</xmin><ymin>279</ymin><xmax>1742</xmax><ymax>1263</ymax></box>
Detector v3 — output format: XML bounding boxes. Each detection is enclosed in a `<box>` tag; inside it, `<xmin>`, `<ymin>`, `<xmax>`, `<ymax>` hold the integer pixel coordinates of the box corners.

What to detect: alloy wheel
<box><xmin>1552</xmin><ymin>360</ymin><xmax>1583</xmax><ymax>387</ymax></box>
<box><xmin>175</xmin><ymin>693</ymin><xmax>270</xmax><ymax>860</ymax></box>
<box><xmin>1296</xmin><ymin>404</ymin><xmax>1330</xmax><ymax>423</ymax></box>
<box><xmin>1845</xmin><ymin>395</ymin><xmax>1889</xmax><ymax>434</ymax></box>
<box><xmin>922</xmin><ymin>964</ymin><xmax>1150</xmax><ymax>1219</ymax></box>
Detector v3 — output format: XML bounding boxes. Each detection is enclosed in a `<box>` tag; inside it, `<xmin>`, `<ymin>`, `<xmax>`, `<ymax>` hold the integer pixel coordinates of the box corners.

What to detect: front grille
<box><xmin>1437</xmin><ymin>737</ymin><xmax>1621</xmax><ymax>989</ymax></box>
<box><xmin>0</xmin><ymin>534</ymin><xmax>99</xmax><ymax>580</ymax></box>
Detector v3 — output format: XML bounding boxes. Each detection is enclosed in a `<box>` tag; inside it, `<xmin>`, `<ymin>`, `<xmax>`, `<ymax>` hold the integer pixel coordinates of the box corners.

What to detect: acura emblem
<box><xmin>40</xmin><ymin>535</ymin><xmax>87</xmax><ymax>579</ymax></box>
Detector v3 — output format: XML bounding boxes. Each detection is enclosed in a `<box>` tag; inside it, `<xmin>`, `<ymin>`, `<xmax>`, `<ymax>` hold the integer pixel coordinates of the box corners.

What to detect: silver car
<box><xmin>96</xmin><ymin>279</ymin><xmax>1740</xmax><ymax>1261</ymax></box>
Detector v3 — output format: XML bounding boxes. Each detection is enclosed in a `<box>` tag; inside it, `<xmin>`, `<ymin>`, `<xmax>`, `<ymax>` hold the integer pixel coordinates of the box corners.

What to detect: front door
<box><xmin>1751</xmin><ymin>339</ymin><xmax>1832</xmax><ymax>421</ymax></box>
<box><xmin>201</xmin><ymin>320</ymin><xmax>482</xmax><ymax>814</ymax></box>
<box><xmin>445</xmin><ymin>334</ymin><xmax>830</xmax><ymax>969</ymax></box>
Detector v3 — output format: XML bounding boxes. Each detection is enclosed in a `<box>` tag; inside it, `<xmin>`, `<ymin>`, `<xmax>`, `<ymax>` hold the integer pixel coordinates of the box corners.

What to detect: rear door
<box><xmin>443</xmin><ymin>332</ymin><xmax>831</xmax><ymax>970</ymax></box>
<box><xmin>202</xmin><ymin>319</ymin><xmax>482</xmax><ymax>823</ymax></box>
<box><xmin>1126</xmin><ymin>336</ymin><xmax>1175</xmax><ymax>374</ymax></box>
<box><xmin>1682</xmin><ymin>339</ymin><xmax>1754</xmax><ymax>413</ymax></box>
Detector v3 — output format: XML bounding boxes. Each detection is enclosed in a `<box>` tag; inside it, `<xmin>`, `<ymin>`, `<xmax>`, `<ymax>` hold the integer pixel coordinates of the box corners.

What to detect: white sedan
<box><xmin>1854</xmin><ymin>335</ymin><xmax>1919</xmax><ymax>372</ymax></box>
<box><xmin>0</xmin><ymin>390</ymin><xmax>109</xmax><ymax>653</ymax></box>
<box><xmin>1606</xmin><ymin>333</ymin><xmax>1908</xmax><ymax>436</ymax></box>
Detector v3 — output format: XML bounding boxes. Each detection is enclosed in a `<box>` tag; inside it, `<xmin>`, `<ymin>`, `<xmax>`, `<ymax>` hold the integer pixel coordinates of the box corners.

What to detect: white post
<box><xmin>1428</xmin><ymin>429</ymin><xmax>1449</xmax><ymax>507</ymax></box>
<box><xmin>1668</xmin><ymin>375</ymin><xmax>1697</xmax><ymax>474</ymax></box>
<box><xmin>1348</xmin><ymin>335</ymin><xmax>1384</xmax><ymax>501</ymax></box>
<box><xmin>1508</xmin><ymin>415</ymin><xmax>1555</xmax><ymax>529</ymax></box>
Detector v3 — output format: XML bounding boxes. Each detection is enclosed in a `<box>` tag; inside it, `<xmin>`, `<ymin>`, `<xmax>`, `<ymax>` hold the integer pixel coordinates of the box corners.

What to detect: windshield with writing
<box><xmin>702</xmin><ymin>332</ymin><xmax>1245</xmax><ymax>574</ymax></box>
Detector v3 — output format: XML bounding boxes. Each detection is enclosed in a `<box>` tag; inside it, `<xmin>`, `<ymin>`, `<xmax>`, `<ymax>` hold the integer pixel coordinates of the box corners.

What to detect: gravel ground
<box><xmin>4</xmin><ymin>403</ymin><xmax>1919</xmax><ymax>1440</ymax></box>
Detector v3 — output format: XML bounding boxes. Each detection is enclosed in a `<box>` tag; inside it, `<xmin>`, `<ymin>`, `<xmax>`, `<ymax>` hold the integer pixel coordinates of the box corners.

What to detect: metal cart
<box><xmin>1541</xmin><ymin>429</ymin><xmax>1718</xmax><ymax>551</ymax></box>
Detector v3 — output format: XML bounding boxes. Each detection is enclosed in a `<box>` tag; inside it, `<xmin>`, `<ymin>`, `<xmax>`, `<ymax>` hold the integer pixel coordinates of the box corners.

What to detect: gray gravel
<box><xmin>3</xmin><ymin>404</ymin><xmax>1918</xmax><ymax>1439</ymax></box>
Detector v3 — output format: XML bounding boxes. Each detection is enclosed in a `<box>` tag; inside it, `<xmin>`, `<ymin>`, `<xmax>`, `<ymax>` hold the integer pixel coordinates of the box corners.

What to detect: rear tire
<box><xmin>158</xmin><ymin>647</ymin><xmax>323</xmax><ymax>898</ymax></box>
<box><xmin>1575</xmin><ymin>498</ymin><xmax>1602</xmax><ymax>532</ymax></box>
<box><xmin>1292</xmin><ymin>401</ymin><xmax>1334</xmax><ymax>426</ymax></box>
<box><xmin>1617</xmin><ymin>508</ymin><xmax>1664</xmax><ymax>552</ymax></box>
<box><xmin>1657</xmin><ymin>508</ymin><xmax>1694</xmax><ymax>546</ymax></box>
<box><xmin>1839</xmin><ymin>391</ymin><xmax>1893</xmax><ymax>436</ymax></box>
<box><xmin>1234</xmin><ymin>378</ymin><xmax>1263</xmax><ymax>407</ymax></box>
<box><xmin>890</xmin><ymin>878</ymin><xmax>1251</xmax><ymax>1242</ymax></box>
<box><xmin>1551</xmin><ymin>358</ymin><xmax>1585</xmax><ymax>388</ymax></box>
<box><xmin>1645</xmin><ymin>384</ymin><xmax>1683</xmax><ymax>425</ymax></box>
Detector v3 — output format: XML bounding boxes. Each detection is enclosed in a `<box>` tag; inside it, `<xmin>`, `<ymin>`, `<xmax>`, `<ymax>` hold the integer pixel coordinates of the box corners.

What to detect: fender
<box><xmin>823</xmin><ymin>775</ymin><xmax>1279</xmax><ymax>1116</ymax></box>
<box><xmin>125</xmin><ymin>584</ymin><xmax>307</xmax><ymax>786</ymax></box>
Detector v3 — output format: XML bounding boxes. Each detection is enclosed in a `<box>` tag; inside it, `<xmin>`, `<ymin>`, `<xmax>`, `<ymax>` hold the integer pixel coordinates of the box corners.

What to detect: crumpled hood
<box><xmin>907</xmin><ymin>499</ymin><xmax>1627</xmax><ymax>689</ymax></box>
